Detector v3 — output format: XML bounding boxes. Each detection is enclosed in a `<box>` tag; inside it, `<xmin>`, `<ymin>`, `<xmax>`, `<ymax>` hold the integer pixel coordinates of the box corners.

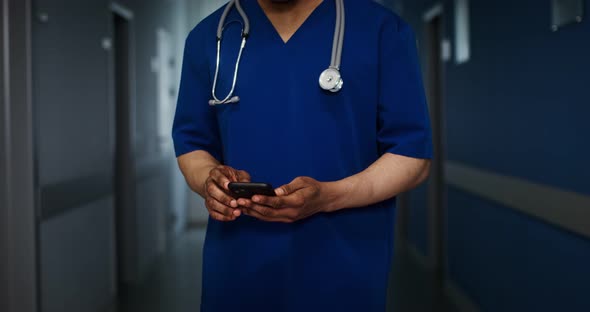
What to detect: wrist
<box><xmin>321</xmin><ymin>180</ymin><xmax>353</xmax><ymax>213</ymax></box>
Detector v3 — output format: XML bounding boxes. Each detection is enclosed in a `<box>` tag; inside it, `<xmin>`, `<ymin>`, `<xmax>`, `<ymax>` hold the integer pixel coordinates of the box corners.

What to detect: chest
<box><xmin>207</xmin><ymin>19</ymin><xmax>380</xmax><ymax>114</ymax></box>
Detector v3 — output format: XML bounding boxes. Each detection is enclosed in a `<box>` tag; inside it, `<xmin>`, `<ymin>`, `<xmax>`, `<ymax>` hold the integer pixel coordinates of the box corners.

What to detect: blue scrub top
<box><xmin>172</xmin><ymin>1</ymin><xmax>432</xmax><ymax>311</ymax></box>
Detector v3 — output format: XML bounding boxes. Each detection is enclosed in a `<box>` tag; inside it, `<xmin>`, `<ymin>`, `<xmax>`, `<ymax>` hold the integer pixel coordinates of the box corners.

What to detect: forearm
<box><xmin>325</xmin><ymin>153</ymin><xmax>431</xmax><ymax>212</ymax></box>
<box><xmin>177</xmin><ymin>150</ymin><xmax>221</xmax><ymax>197</ymax></box>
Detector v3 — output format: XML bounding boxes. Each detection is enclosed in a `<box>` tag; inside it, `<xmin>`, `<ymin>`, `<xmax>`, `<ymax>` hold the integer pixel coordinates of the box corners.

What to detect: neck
<box><xmin>255</xmin><ymin>0</ymin><xmax>324</xmax><ymax>43</ymax></box>
<box><xmin>257</xmin><ymin>0</ymin><xmax>322</xmax><ymax>14</ymax></box>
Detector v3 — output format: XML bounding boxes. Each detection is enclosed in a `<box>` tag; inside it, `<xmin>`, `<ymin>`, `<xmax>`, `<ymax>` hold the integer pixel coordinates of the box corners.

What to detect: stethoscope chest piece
<box><xmin>319</xmin><ymin>67</ymin><xmax>343</xmax><ymax>93</ymax></box>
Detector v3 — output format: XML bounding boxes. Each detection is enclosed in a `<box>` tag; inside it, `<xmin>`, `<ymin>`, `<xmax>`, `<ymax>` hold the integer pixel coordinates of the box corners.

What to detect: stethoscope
<box><xmin>209</xmin><ymin>0</ymin><xmax>346</xmax><ymax>106</ymax></box>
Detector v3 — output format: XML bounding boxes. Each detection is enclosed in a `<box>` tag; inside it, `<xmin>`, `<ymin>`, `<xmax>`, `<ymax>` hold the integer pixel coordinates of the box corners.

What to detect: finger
<box><xmin>206</xmin><ymin>197</ymin><xmax>237</xmax><ymax>218</ymax></box>
<box><xmin>246</xmin><ymin>202</ymin><xmax>279</xmax><ymax>218</ymax></box>
<box><xmin>243</xmin><ymin>205</ymin><xmax>294</xmax><ymax>223</ymax></box>
<box><xmin>237</xmin><ymin>170</ymin><xmax>251</xmax><ymax>183</ymax></box>
<box><xmin>207</xmin><ymin>180</ymin><xmax>238</xmax><ymax>208</ymax></box>
<box><xmin>237</xmin><ymin>198</ymin><xmax>253</xmax><ymax>208</ymax></box>
<box><xmin>209</xmin><ymin>168</ymin><xmax>232</xmax><ymax>190</ymax></box>
<box><xmin>209</xmin><ymin>210</ymin><xmax>235</xmax><ymax>222</ymax></box>
<box><xmin>274</xmin><ymin>185</ymin><xmax>289</xmax><ymax>197</ymax></box>
<box><xmin>224</xmin><ymin>167</ymin><xmax>240</xmax><ymax>183</ymax></box>
<box><xmin>251</xmin><ymin>195</ymin><xmax>284</xmax><ymax>208</ymax></box>
<box><xmin>252</xmin><ymin>193</ymin><xmax>305</xmax><ymax>209</ymax></box>
<box><xmin>275</xmin><ymin>177</ymin><xmax>308</xmax><ymax>196</ymax></box>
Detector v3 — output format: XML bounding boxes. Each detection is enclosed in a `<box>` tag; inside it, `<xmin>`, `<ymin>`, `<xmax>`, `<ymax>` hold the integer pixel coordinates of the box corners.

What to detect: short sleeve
<box><xmin>172</xmin><ymin>28</ymin><xmax>223</xmax><ymax>160</ymax></box>
<box><xmin>377</xmin><ymin>17</ymin><xmax>433</xmax><ymax>159</ymax></box>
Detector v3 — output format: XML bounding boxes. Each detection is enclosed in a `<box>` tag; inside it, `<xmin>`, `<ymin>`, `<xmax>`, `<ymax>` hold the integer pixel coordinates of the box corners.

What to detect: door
<box><xmin>397</xmin><ymin>6</ymin><xmax>447</xmax><ymax>280</ymax></box>
<box><xmin>424</xmin><ymin>12</ymin><xmax>446</xmax><ymax>282</ymax></box>
<box><xmin>1</xmin><ymin>0</ymin><xmax>38</xmax><ymax>311</ymax></box>
<box><xmin>112</xmin><ymin>7</ymin><xmax>137</xmax><ymax>293</ymax></box>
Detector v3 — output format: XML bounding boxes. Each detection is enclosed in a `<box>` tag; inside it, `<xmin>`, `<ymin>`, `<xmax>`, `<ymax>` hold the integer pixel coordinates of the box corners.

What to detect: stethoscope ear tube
<box><xmin>210</xmin><ymin>0</ymin><xmax>346</xmax><ymax>105</ymax></box>
<box><xmin>217</xmin><ymin>0</ymin><xmax>250</xmax><ymax>39</ymax></box>
<box><xmin>210</xmin><ymin>37</ymin><xmax>247</xmax><ymax>105</ymax></box>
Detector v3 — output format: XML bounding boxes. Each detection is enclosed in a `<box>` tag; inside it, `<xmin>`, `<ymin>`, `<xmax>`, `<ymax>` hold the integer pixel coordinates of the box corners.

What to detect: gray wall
<box><xmin>32</xmin><ymin>0</ymin><xmax>190</xmax><ymax>311</ymax></box>
<box><xmin>1</xmin><ymin>2</ymin><xmax>8</xmax><ymax>310</ymax></box>
<box><xmin>1</xmin><ymin>1</ymin><xmax>38</xmax><ymax>312</ymax></box>
<box><xmin>40</xmin><ymin>198</ymin><xmax>115</xmax><ymax>312</ymax></box>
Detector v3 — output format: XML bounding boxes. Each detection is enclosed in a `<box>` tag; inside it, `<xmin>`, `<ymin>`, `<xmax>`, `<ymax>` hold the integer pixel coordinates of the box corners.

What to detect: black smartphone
<box><xmin>228</xmin><ymin>182</ymin><xmax>276</xmax><ymax>199</ymax></box>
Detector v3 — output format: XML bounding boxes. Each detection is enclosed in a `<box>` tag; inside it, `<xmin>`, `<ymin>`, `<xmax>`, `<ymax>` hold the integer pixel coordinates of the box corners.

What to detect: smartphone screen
<box><xmin>228</xmin><ymin>182</ymin><xmax>276</xmax><ymax>199</ymax></box>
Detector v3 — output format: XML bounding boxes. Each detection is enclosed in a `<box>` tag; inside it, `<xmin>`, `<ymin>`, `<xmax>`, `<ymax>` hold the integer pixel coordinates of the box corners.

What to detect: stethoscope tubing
<box><xmin>210</xmin><ymin>0</ymin><xmax>345</xmax><ymax>106</ymax></box>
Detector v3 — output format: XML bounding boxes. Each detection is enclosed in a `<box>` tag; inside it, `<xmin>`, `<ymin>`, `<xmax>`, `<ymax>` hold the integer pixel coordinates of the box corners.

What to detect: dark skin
<box><xmin>201</xmin><ymin>166</ymin><xmax>334</xmax><ymax>223</ymax></box>
<box><xmin>195</xmin><ymin>153</ymin><xmax>429</xmax><ymax>223</ymax></box>
<box><xmin>202</xmin><ymin>167</ymin><xmax>335</xmax><ymax>223</ymax></box>
<box><xmin>237</xmin><ymin>176</ymin><xmax>333</xmax><ymax>223</ymax></box>
<box><xmin>203</xmin><ymin>165</ymin><xmax>251</xmax><ymax>221</ymax></box>
<box><xmin>258</xmin><ymin>0</ymin><xmax>324</xmax><ymax>43</ymax></box>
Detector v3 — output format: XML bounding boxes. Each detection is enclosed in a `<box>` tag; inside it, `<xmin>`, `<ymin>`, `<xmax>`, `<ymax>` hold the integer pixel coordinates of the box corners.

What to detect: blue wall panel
<box><xmin>445</xmin><ymin>1</ymin><xmax>590</xmax><ymax>196</ymax></box>
<box><xmin>398</xmin><ymin>0</ymin><xmax>590</xmax><ymax>310</ymax></box>
<box><xmin>447</xmin><ymin>187</ymin><xmax>590</xmax><ymax>312</ymax></box>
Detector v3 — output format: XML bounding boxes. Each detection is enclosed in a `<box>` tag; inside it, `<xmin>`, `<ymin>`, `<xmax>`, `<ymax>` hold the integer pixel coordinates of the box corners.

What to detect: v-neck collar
<box><xmin>249</xmin><ymin>0</ymin><xmax>328</xmax><ymax>45</ymax></box>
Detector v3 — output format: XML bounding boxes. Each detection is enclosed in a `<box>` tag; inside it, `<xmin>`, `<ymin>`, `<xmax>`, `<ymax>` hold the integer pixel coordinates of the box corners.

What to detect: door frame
<box><xmin>395</xmin><ymin>3</ymin><xmax>446</xmax><ymax>258</ymax></box>
<box><xmin>422</xmin><ymin>2</ymin><xmax>447</xmax><ymax>281</ymax></box>
<box><xmin>109</xmin><ymin>1</ymin><xmax>138</xmax><ymax>294</ymax></box>
<box><xmin>0</xmin><ymin>0</ymin><xmax>38</xmax><ymax>311</ymax></box>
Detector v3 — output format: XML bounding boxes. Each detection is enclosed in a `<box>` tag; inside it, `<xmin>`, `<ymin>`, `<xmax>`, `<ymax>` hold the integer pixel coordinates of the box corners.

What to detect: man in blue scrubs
<box><xmin>172</xmin><ymin>0</ymin><xmax>432</xmax><ymax>311</ymax></box>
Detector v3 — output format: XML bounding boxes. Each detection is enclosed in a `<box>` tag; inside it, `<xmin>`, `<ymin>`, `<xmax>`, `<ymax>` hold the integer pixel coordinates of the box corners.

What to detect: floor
<box><xmin>112</xmin><ymin>229</ymin><xmax>204</xmax><ymax>312</ymax></box>
<box><xmin>388</xmin><ymin>246</ymin><xmax>458</xmax><ymax>311</ymax></box>
<box><xmin>113</xmin><ymin>227</ymin><xmax>458</xmax><ymax>312</ymax></box>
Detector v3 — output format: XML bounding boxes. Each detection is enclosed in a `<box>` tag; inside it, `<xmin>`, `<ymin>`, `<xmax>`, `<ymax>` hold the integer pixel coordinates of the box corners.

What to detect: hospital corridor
<box><xmin>1</xmin><ymin>0</ymin><xmax>589</xmax><ymax>311</ymax></box>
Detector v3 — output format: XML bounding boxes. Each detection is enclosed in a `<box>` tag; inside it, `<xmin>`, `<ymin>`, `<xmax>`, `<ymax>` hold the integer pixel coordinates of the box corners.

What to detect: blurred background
<box><xmin>1</xmin><ymin>0</ymin><xmax>588</xmax><ymax>311</ymax></box>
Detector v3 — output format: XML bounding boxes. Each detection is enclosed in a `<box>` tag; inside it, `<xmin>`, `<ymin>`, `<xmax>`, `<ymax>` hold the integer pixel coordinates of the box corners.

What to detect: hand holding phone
<box><xmin>228</xmin><ymin>182</ymin><xmax>276</xmax><ymax>199</ymax></box>
<box><xmin>203</xmin><ymin>165</ymin><xmax>252</xmax><ymax>222</ymax></box>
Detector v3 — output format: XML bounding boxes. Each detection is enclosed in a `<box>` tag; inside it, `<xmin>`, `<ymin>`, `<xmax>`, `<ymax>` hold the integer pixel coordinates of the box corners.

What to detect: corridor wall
<box><xmin>399</xmin><ymin>0</ymin><xmax>590</xmax><ymax>311</ymax></box>
<box><xmin>33</xmin><ymin>0</ymin><xmax>187</xmax><ymax>311</ymax></box>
